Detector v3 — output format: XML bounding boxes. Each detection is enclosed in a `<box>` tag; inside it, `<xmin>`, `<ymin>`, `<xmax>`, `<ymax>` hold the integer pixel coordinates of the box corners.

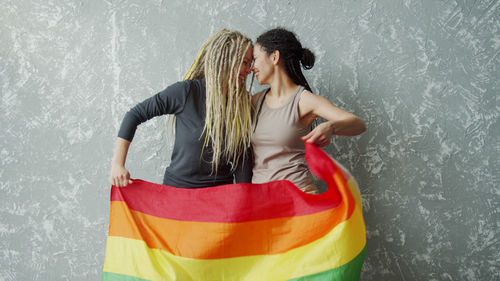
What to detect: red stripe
<box><xmin>110</xmin><ymin>143</ymin><xmax>350</xmax><ymax>223</ymax></box>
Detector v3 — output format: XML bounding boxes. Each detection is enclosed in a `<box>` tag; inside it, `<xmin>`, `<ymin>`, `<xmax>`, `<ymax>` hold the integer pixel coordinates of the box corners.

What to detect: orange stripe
<box><xmin>334</xmin><ymin>173</ymin><xmax>355</xmax><ymax>221</ymax></box>
<box><xmin>108</xmin><ymin>194</ymin><xmax>352</xmax><ymax>259</ymax></box>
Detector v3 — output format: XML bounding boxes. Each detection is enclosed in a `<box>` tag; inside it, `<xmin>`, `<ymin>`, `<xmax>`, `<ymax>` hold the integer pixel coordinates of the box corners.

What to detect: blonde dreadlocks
<box><xmin>184</xmin><ymin>29</ymin><xmax>253</xmax><ymax>173</ymax></box>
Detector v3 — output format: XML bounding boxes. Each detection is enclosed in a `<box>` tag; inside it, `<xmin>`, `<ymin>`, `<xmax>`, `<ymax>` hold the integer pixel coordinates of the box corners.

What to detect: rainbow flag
<box><xmin>102</xmin><ymin>143</ymin><xmax>366</xmax><ymax>281</ymax></box>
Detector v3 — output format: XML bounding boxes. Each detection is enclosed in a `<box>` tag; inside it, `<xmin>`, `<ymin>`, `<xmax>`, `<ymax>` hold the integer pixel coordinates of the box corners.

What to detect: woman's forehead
<box><xmin>253</xmin><ymin>44</ymin><xmax>265</xmax><ymax>54</ymax></box>
<box><xmin>243</xmin><ymin>46</ymin><xmax>253</xmax><ymax>59</ymax></box>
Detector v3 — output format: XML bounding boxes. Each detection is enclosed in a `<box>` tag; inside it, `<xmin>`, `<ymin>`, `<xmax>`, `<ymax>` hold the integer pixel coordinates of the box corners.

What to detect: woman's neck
<box><xmin>268</xmin><ymin>68</ymin><xmax>298</xmax><ymax>97</ymax></box>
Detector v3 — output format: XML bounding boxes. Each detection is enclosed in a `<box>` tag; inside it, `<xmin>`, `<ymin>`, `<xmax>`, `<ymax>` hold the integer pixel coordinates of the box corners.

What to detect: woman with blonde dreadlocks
<box><xmin>110</xmin><ymin>29</ymin><xmax>254</xmax><ymax>188</ymax></box>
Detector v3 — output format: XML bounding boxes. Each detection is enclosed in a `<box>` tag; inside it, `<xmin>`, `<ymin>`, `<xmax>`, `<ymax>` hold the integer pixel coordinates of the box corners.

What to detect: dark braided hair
<box><xmin>256</xmin><ymin>27</ymin><xmax>315</xmax><ymax>92</ymax></box>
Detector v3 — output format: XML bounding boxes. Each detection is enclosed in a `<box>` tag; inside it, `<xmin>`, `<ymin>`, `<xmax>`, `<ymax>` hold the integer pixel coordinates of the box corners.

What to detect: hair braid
<box><xmin>183</xmin><ymin>29</ymin><xmax>253</xmax><ymax>173</ymax></box>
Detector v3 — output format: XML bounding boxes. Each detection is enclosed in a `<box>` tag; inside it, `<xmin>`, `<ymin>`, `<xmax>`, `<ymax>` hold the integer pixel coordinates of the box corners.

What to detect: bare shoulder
<box><xmin>299</xmin><ymin>90</ymin><xmax>325</xmax><ymax>108</ymax></box>
<box><xmin>299</xmin><ymin>90</ymin><xmax>344</xmax><ymax>118</ymax></box>
<box><xmin>301</xmin><ymin>90</ymin><xmax>327</xmax><ymax>102</ymax></box>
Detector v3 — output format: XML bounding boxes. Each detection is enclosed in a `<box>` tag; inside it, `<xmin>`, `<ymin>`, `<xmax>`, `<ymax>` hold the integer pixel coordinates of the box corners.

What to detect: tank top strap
<box><xmin>256</xmin><ymin>89</ymin><xmax>269</xmax><ymax>110</ymax></box>
<box><xmin>290</xmin><ymin>85</ymin><xmax>306</xmax><ymax>121</ymax></box>
<box><xmin>253</xmin><ymin>89</ymin><xmax>270</xmax><ymax>132</ymax></box>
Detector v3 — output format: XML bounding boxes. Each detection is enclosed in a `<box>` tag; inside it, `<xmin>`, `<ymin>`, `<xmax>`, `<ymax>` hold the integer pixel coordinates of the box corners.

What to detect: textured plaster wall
<box><xmin>1</xmin><ymin>0</ymin><xmax>499</xmax><ymax>280</ymax></box>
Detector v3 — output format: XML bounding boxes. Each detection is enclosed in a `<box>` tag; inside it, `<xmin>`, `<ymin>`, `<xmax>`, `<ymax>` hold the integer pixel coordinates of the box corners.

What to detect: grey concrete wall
<box><xmin>1</xmin><ymin>0</ymin><xmax>498</xmax><ymax>280</ymax></box>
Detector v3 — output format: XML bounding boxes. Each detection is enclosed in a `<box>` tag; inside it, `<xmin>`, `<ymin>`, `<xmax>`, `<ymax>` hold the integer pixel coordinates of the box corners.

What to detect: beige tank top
<box><xmin>251</xmin><ymin>86</ymin><xmax>317</xmax><ymax>193</ymax></box>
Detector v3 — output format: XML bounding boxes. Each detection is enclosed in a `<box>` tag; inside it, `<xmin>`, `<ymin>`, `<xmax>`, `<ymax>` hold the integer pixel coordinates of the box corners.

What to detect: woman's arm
<box><xmin>300</xmin><ymin>91</ymin><xmax>366</xmax><ymax>147</ymax></box>
<box><xmin>110</xmin><ymin>137</ymin><xmax>133</xmax><ymax>187</ymax></box>
<box><xmin>110</xmin><ymin>81</ymin><xmax>190</xmax><ymax>187</ymax></box>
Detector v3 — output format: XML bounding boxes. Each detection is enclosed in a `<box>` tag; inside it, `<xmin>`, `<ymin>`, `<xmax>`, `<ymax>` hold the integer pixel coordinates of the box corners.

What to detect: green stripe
<box><xmin>288</xmin><ymin>247</ymin><xmax>366</xmax><ymax>281</ymax></box>
<box><xmin>102</xmin><ymin>272</ymin><xmax>150</xmax><ymax>281</ymax></box>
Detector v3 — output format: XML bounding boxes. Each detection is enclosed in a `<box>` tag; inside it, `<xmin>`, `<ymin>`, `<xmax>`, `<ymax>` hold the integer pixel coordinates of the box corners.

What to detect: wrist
<box><xmin>111</xmin><ymin>161</ymin><xmax>125</xmax><ymax>168</ymax></box>
<box><xmin>326</xmin><ymin>121</ymin><xmax>336</xmax><ymax>135</ymax></box>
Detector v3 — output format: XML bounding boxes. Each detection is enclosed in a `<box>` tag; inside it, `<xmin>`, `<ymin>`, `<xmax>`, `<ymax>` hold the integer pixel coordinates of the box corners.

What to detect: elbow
<box><xmin>345</xmin><ymin>116</ymin><xmax>366</xmax><ymax>136</ymax></box>
<box><xmin>357</xmin><ymin>117</ymin><xmax>367</xmax><ymax>135</ymax></box>
<box><xmin>335</xmin><ymin>116</ymin><xmax>366</xmax><ymax>136</ymax></box>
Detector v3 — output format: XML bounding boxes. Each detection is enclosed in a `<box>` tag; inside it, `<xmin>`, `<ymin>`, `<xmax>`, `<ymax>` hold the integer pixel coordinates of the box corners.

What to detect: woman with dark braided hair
<box><xmin>251</xmin><ymin>27</ymin><xmax>366</xmax><ymax>194</ymax></box>
<box><xmin>110</xmin><ymin>29</ymin><xmax>254</xmax><ymax>188</ymax></box>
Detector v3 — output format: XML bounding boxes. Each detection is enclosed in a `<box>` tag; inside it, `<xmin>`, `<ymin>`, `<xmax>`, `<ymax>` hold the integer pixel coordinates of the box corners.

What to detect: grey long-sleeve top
<box><xmin>117</xmin><ymin>78</ymin><xmax>252</xmax><ymax>188</ymax></box>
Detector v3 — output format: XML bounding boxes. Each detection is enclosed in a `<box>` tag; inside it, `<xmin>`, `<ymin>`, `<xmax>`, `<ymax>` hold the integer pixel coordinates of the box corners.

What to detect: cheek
<box><xmin>256</xmin><ymin>60</ymin><xmax>264</xmax><ymax>70</ymax></box>
<box><xmin>260</xmin><ymin>61</ymin><xmax>270</xmax><ymax>73</ymax></box>
<box><xmin>239</xmin><ymin>64</ymin><xmax>248</xmax><ymax>74</ymax></box>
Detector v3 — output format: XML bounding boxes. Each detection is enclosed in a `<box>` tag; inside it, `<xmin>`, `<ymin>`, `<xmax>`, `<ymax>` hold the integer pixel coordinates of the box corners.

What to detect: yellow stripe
<box><xmin>347</xmin><ymin>177</ymin><xmax>362</xmax><ymax>205</ymax></box>
<box><xmin>103</xmin><ymin>205</ymin><xmax>365</xmax><ymax>280</ymax></box>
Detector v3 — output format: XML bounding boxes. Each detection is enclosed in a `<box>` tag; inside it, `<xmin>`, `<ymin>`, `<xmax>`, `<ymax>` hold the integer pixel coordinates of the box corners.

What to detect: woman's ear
<box><xmin>271</xmin><ymin>50</ymin><xmax>280</xmax><ymax>65</ymax></box>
